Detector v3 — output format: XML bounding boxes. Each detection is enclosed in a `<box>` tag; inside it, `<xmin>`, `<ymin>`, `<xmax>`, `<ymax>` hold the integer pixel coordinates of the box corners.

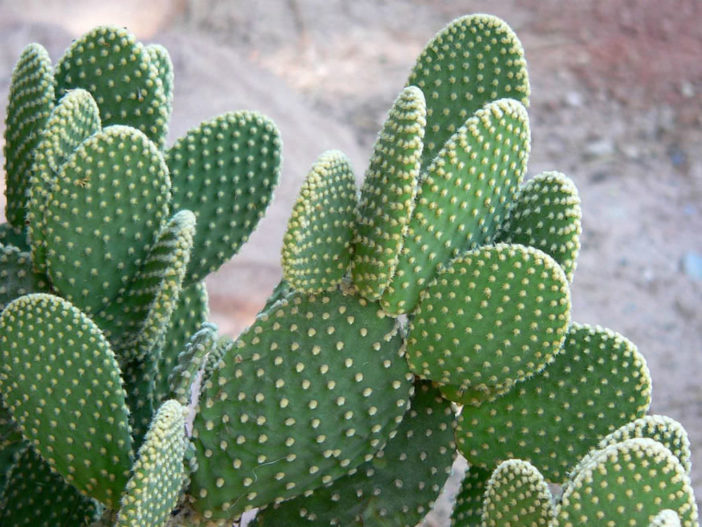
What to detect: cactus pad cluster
<box><xmin>0</xmin><ymin>14</ymin><xmax>697</xmax><ymax>527</ymax></box>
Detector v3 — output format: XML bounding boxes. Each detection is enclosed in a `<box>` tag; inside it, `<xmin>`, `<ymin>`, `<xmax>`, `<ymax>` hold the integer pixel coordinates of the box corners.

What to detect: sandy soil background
<box><xmin>0</xmin><ymin>1</ymin><xmax>700</xmax><ymax>523</ymax></box>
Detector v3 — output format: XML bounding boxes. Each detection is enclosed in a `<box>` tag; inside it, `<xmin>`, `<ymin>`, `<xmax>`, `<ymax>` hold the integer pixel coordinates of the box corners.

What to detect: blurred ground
<box><xmin>0</xmin><ymin>0</ymin><xmax>700</xmax><ymax>523</ymax></box>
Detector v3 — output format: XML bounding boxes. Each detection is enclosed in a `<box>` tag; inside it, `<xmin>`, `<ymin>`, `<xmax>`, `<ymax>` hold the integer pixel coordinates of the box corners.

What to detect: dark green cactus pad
<box><xmin>96</xmin><ymin>210</ymin><xmax>196</xmax><ymax>362</ymax></box>
<box><xmin>0</xmin><ymin>245</ymin><xmax>50</xmax><ymax>312</ymax></box>
<box><xmin>556</xmin><ymin>438</ymin><xmax>698</xmax><ymax>527</ymax></box>
<box><xmin>381</xmin><ymin>98</ymin><xmax>530</xmax><ymax>315</ymax></box>
<box><xmin>145</xmin><ymin>44</ymin><xmax>174</xmax><ymax>129</ymax></box>
<box><xmin>27</xmin><ymin>88</ymin><xmax>101</xmax><ymax>275</ymax></box>
<box><xmin>153</xmin><ymin>281</ymin><xmax>209</xmax><ymax>405</ymax></box>
<box><xmin>589</xmin><ymin>415</ymin><xmax>692</xmax><ymax>476</ymax></box>
<box><xmin>3</xmin><ymin>43</ymin><xmax>54</xmax><ymax>227</ymax></box>
<box><xmin>407</xmin><ymin>14</ymin><xmax>529</xmax><ymax>171</ymax></box>
<box><xmin>450</xmin><ymin>465</ymin><xmax>493</xmax><ymax>527</ymax></box>
<box><xmin>169</xmin><ymin>323</ymin><xmax>218</xmax><ymax>406</ymax></box>
<box><xmin>54</xmin><ymin>26</ymin><xmax>170</xmax><ymax>148</ymax></box>
<box><xmin>116</xmin><ymin>400</ymin><xmax>187</xmax><ymax>527</ymax></box>
<box><xmin>495</xmin><ymin>171</ymin><xmax>581</xmax><ymax>282</ymax></box>
<box><xmin>122</xmin><ymin>352</ymin><xmax>158</xmax><ymax>450</ymax></box>
<box><xmin>351</xmin><ymin>86</ymin><xmax>426</xmax><ymax>300</ymax></box>
<box><xmin>255</xmin><ymin>381</ymin><xmax>455</xmax><ymax>527</ymax></box>
<box><xmin>0</xmin><ymin>446</ymin><xmax>101</xmax><ymax>526</ymax></box>
<box><xmin>456</xmin><ymin>323</ymin><xmax>652</xmax><ymax>482</ymax></box>
<box><xmin>0</xmin><ymin>223</ymin><xmax>29</xmax><ymax>252</ymax></box>
<box><xmin>166</xmin><ymin>111</ymin><xmax>281</xmax><ymax>284</ymax></box>
<box><xmin>190</xmin><ymin>290</ymin><xmax>413</xmax><ymax>520</ymax></box>
<box><xmin>43</xmin><ymin>125</ymin><xmax>170</xmax><ymax>316</ymax></box>
<box><xmin>0</xmin><ymin>293</ymin><xmax>134</xmax><ymax>507</ymax></box>
<box><xmin>0</xmin><ymin>406</ymin><xmax>24</xmax><ymax>495</ymax></box>
<box><xmin>481</xmin><ymin>459</ymin><xmax>554</xmax><ymax>527</ymax></box>
<box><xmin>282</xmin><ymin>150</ymin><xmax>357</xmax><ymax>293</ymax></box>
<box><xmin>650</xmin><ymin>510</ymin><xmax>683</xmax><ymax>527</ymax></box>
<box><xmin>407</xmin><ymin>243</ymin><xmax>570</xmax><ymax>396</ymax></box>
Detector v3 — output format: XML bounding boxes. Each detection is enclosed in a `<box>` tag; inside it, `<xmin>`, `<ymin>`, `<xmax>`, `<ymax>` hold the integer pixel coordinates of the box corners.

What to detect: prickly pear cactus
<box><xmin>0</xmin><ymin>13</ymin><xmax>696</xmax><ymax>527</ymax></box>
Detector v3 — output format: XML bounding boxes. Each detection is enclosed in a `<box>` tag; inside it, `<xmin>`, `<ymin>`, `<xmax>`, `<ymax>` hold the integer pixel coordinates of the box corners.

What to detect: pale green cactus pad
<box><xmin>96</xmin><ymin>209</ymin><xmax>196</xmax><ymax>363</ymax></box>
<box><xmin>0</xmin><ymin>293</ymin><xmax>133</xmax><ymax>507</ymax></box>
<box><xmin>381</xmin><ymin>98</ymin><xmax>530</xmax><ymax>315</ymax></box>
<box><xmin>190</xmin><ymin>290</ymin><xmax>413</xmax><ymax>520</ymax></box>
<box><xmin>169</xmin><ymin>323</ymin><xmax>218</xmax><ymax>406</ymax></box>
<box><xmin>456</xmin><ymin>323</ymin><xmax>652</xmax><ymax>481</ymax></box>
<box><xmin>116</xmin><ymin>400</ymin><xmax>187</xmax><ymax>527</ymax></box>
<box><xmin>166</xmin><ymin>111</ymin><xmax>281</xmax><ymax>284</ymax></box>
<box><xmin>407</xmin><ymin>243</ymin><xmax>570</xmax><ymax>397</ymax></box>
<box><xmin>153</xmin><ymin>281</ymin><xmax>209</xmax><ymax>404</ymax></box>
<box><xmin>651</xmin><ymin>510</ymin><xmax>683</xmax><ymax>527</ymax></box>
<box><xmin>54</xmin><ymin>26</ymin><xmax>170</xmax><ymax>148</ymax></box>
<box><xmin>0</xmin><ymin>446</ymin><xmax>101</xmax><ymax>526</ymax></box>
<box><xmin>556</xmin><ymin>438</ymin><xmax>698</xmax><ymax>527</ymax></box>
<box><xmin>351</xmin><ymin>86</ymin><xmax>426</xmax><ymax>300</ymax></box>
<box><xmin>145</xmin><ymin>44</ymin><xmax>174</xmax><ymax>127</ymax></box>
<box><xmin>27</xmin><ymin>88</ymin><xmax>101</xmax><ymax>274</ymax></box>
<box><xmin>43</xmin><ymin>125</ymin><xmax>171</xmax><ymax>316</ymax></box>
<box><xmin>481</xmin><ymin>459</ymin><xmax>554</xmax><ymax>527</ymax></box>
<box><xmin>0</xmin><ymin>223</ymin><xmax>30</xmax><ymax>252</ymax></box>
<box><xmin>450</xmin><ymin>465</ymin><xmax>493</xmax><ymax>527</ymax></box>
<box><xmin>282</xmin><ymin>150</ymin><xmax>357</xmax><ymax>293</ymax></box>
<box><xmin>495</xmin><ymin>171</ymin><xmax>581</xmax><ymax>282</ymax></box>
<box><xmin>255</xmin><ymin>381</ymin><xmax>455</xmax><ymax>527</ymax></box>
<box><xmin>3</xmin><ymin>43</ymin><xmax>54</xmax><ymax>227</ymax></box>
<box><xmin>0</xmin><ymin>245</ymin><xmax>49</xmax><ymax>311</ymax></box>
<box><xmin>407</xmin><ymin>14</ymin><xmax>529</xmax><ymax>170</ymax></box>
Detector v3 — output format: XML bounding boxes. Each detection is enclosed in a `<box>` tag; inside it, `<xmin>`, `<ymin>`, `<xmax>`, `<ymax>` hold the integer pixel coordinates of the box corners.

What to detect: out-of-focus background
<box><xmin>0</xmin><ymin>0</ymin><xmax>700</xmax><ymax>522</ymax></box>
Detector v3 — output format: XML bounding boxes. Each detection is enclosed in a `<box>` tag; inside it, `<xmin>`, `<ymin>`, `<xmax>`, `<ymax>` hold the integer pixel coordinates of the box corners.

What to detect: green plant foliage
<box><xmin>3</xmin><ymin>43</ymin><xmax>54</xmax><ymax>227</ymax></box>
<box><xmin>255</xmin><ymin>381</ymin><xmax>455</xmax><ymax>526</ymax></box>
<box><xmin>0</xmin><ymin>245</ymin><xmax>49</xmax><ymax>311</ymax></box>
<box><xmin>450</xmin><ymin>465</ymin><xmax>493</xmax><ymax>527</ymax></box>
<box><xmin>166</xmin><ymin>111</ymin><xmax>282</xmax><ymax>284</ymax></box>
<box><xmin>282</xmin><ymin>150</ymin><xmax>357</xmax><ymax>292</ymax></box>
<box><xmin>455</xmin><ymin>323</ymin><xmax>652</xmax><ymax>481</ymax></box>
<box><xmin>0</xmin><ymin>223</ymin><xmax>30</xmax><ymax>252</ymax></box>
<box><xmin>0</xmin><ymin>294</ymin><xmax>133</xmax><ymax>507</ymax></box>
<box><xmin>190</xmin><ymin>290</ymin><xmax>413</xmax><ymax>520</ymax></box>
<box><xmin>54</xmin><ymin>26</ymin><xmax>170</xmax><ymax>148</ymax></box>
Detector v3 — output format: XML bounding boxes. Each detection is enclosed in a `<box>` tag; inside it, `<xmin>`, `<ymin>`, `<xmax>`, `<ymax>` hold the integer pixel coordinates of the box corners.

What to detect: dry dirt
<box><xmin>0</xmin><ymin>0</ymin><xmax>700</xmax><ymax>524</ymax></box>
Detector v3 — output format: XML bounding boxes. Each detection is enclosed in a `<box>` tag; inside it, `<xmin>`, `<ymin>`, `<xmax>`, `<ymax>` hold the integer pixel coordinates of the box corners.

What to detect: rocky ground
<box><xmin>0</xmin><ymin>1</ymin><xmax>700</xmax><ymax>523</ymax></box>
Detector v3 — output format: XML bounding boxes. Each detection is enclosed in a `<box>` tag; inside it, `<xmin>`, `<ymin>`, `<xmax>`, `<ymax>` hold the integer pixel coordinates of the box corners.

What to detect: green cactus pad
<box><xmin>3</xmin><ymin>43</ymin><xmax>55</xmax><ymax>227</ymax></box>
<box><xmin>407</xmin><ymin>14</ymin><xmax>529</xmax><ymax>170</ymax></box>
<box><xmin>190</xmin><ymin>290</ymin><xmax>413</xmax><ymax>520</ymax></box>
<box><xmin>153</xmin><ymin>281</ymin><xmax>209</xmax><ymax>404</ymax></box>
<box><xmin>282</xmin><ymin>150</ymin><xmax>357</xmax><ymax>293</ymax></box>
<box><xmin>116</xmin><ymin>400</ymin><xmax>187</xmax><ymax>527</ymax></box>
<box><xmin>27</xmin><ymin>88</ymin><xmax>101</xmax><ymax>274</ymax></box>
<box><xmin>96</xmin><ymin>210</ymin><xmax>196</xmax><ymax>362</ymax></box>
<box><xmin>0</xmin><ymin>246</ymin><xmax>50</xmax><ymax>312</ymax></box>
<box><xmin>166</xmin><ymin>111</ymin><xmax>281</xmax><ymax>284</ymax></box>
<box><xmin>0</xmin><ymin>223</ymin><xmax>29</xmax><ymax>252</ymax></box>
<box><xmin>650</xmin><ymin>510</ymin><xmax>683</xmax><ymax>527</ymax></box>
<box><xmin>450</xmin><ymin>465</ymin><xmax>493</xmax><ymax>527</ymax></box>
<box><xmin>0</xmin><ymin>406</ymin><xmax>25</xmax><ymax>494</ymax></box>
<box><xmin>122</xmin><ymin>353</ymin><xmax>159</xmax><ymax>449</ymax></box>
<box><xmin>0</xmin><ymin>293</ymin><xmax>133</xmax><ymax>507</ymax></box>
<box><xmin>169</xmin><ymin>323</ymin><xmax>218</xmax><ymax>406</ymax></box>
<box><xmin>481</xmin><ymin>459</ymin><xmax>554</xmax><ymax>527</ymax></box>
<box><xmin>55</xmin><ymin>26</ymin><xmax>170</xmax><ymax>148</ymax></box>
<box><xmin>255</xmin><ymin>381</ymin><xmax>455</xmax><ymax>527</ymax></box>
<box><xmin>381</xmin><ymin>98</ymin><xmax>530</xmax><ymax>315</ymax></box>
<box><xmin>456</xmin><ymin>323</ymin><xmax>651</xmax><ymax>482</ymax></box>
<box><xmin>495</xmin><ymin>171</ymin><xmax>581</xmax><ymax>282</ymax></box>
<box><xmin>351</xmin><ymin>86</ymin><xmax>426</xmax><ymax>300</ymax></box>
<box><xmin>261</xmin><ymin>279</ymin><xmax>295</xmax><ymax>315</ymax></box>
<box><xmin>587</xmin><ymin>415</ymin><xmax>692</xmax><ymax>476</ymax></box>
<box><xmin>407</xmin><ymin>243</ymin><xmax>570</xmax><ymax>396</ymax></box>
<box><xmin>556</xmin><ymin>438</ymin><xmax>698</xmax><ymax>527</ymax></box>
<box><xmin>0</xmin><ymin>446</ymin><xmax>101</xmax><ymax>526</ymax></box>
<box><xmin>43</xmin><ymin>125</ymin><xmax>171</xmax><ymax>316</ymax></box>
<box><xmin>145</xmin><ymin>44</ymin><xmax>174</xmax><ymax>128</ymax></box>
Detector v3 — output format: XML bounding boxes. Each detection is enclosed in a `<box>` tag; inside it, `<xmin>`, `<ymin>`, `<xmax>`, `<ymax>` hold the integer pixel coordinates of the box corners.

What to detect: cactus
<box><xmin>0</xmin><ymin>14</ymin><xmax>697</xmax><ymax>527</ymax></box>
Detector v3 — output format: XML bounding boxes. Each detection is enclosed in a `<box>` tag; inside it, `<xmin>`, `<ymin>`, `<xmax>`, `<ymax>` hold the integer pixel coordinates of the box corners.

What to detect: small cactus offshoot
<box><xmin>0</xmin><ymin>13</ymin><xmax>696</xmax><ymax>527</ymax></box>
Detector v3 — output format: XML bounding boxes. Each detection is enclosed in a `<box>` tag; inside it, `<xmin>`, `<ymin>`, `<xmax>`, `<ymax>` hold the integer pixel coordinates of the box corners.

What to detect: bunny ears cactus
<box><xmin>0</xmin><ymin>13</ymin><xmax>696</xmax><ymax>527</ymax></box>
